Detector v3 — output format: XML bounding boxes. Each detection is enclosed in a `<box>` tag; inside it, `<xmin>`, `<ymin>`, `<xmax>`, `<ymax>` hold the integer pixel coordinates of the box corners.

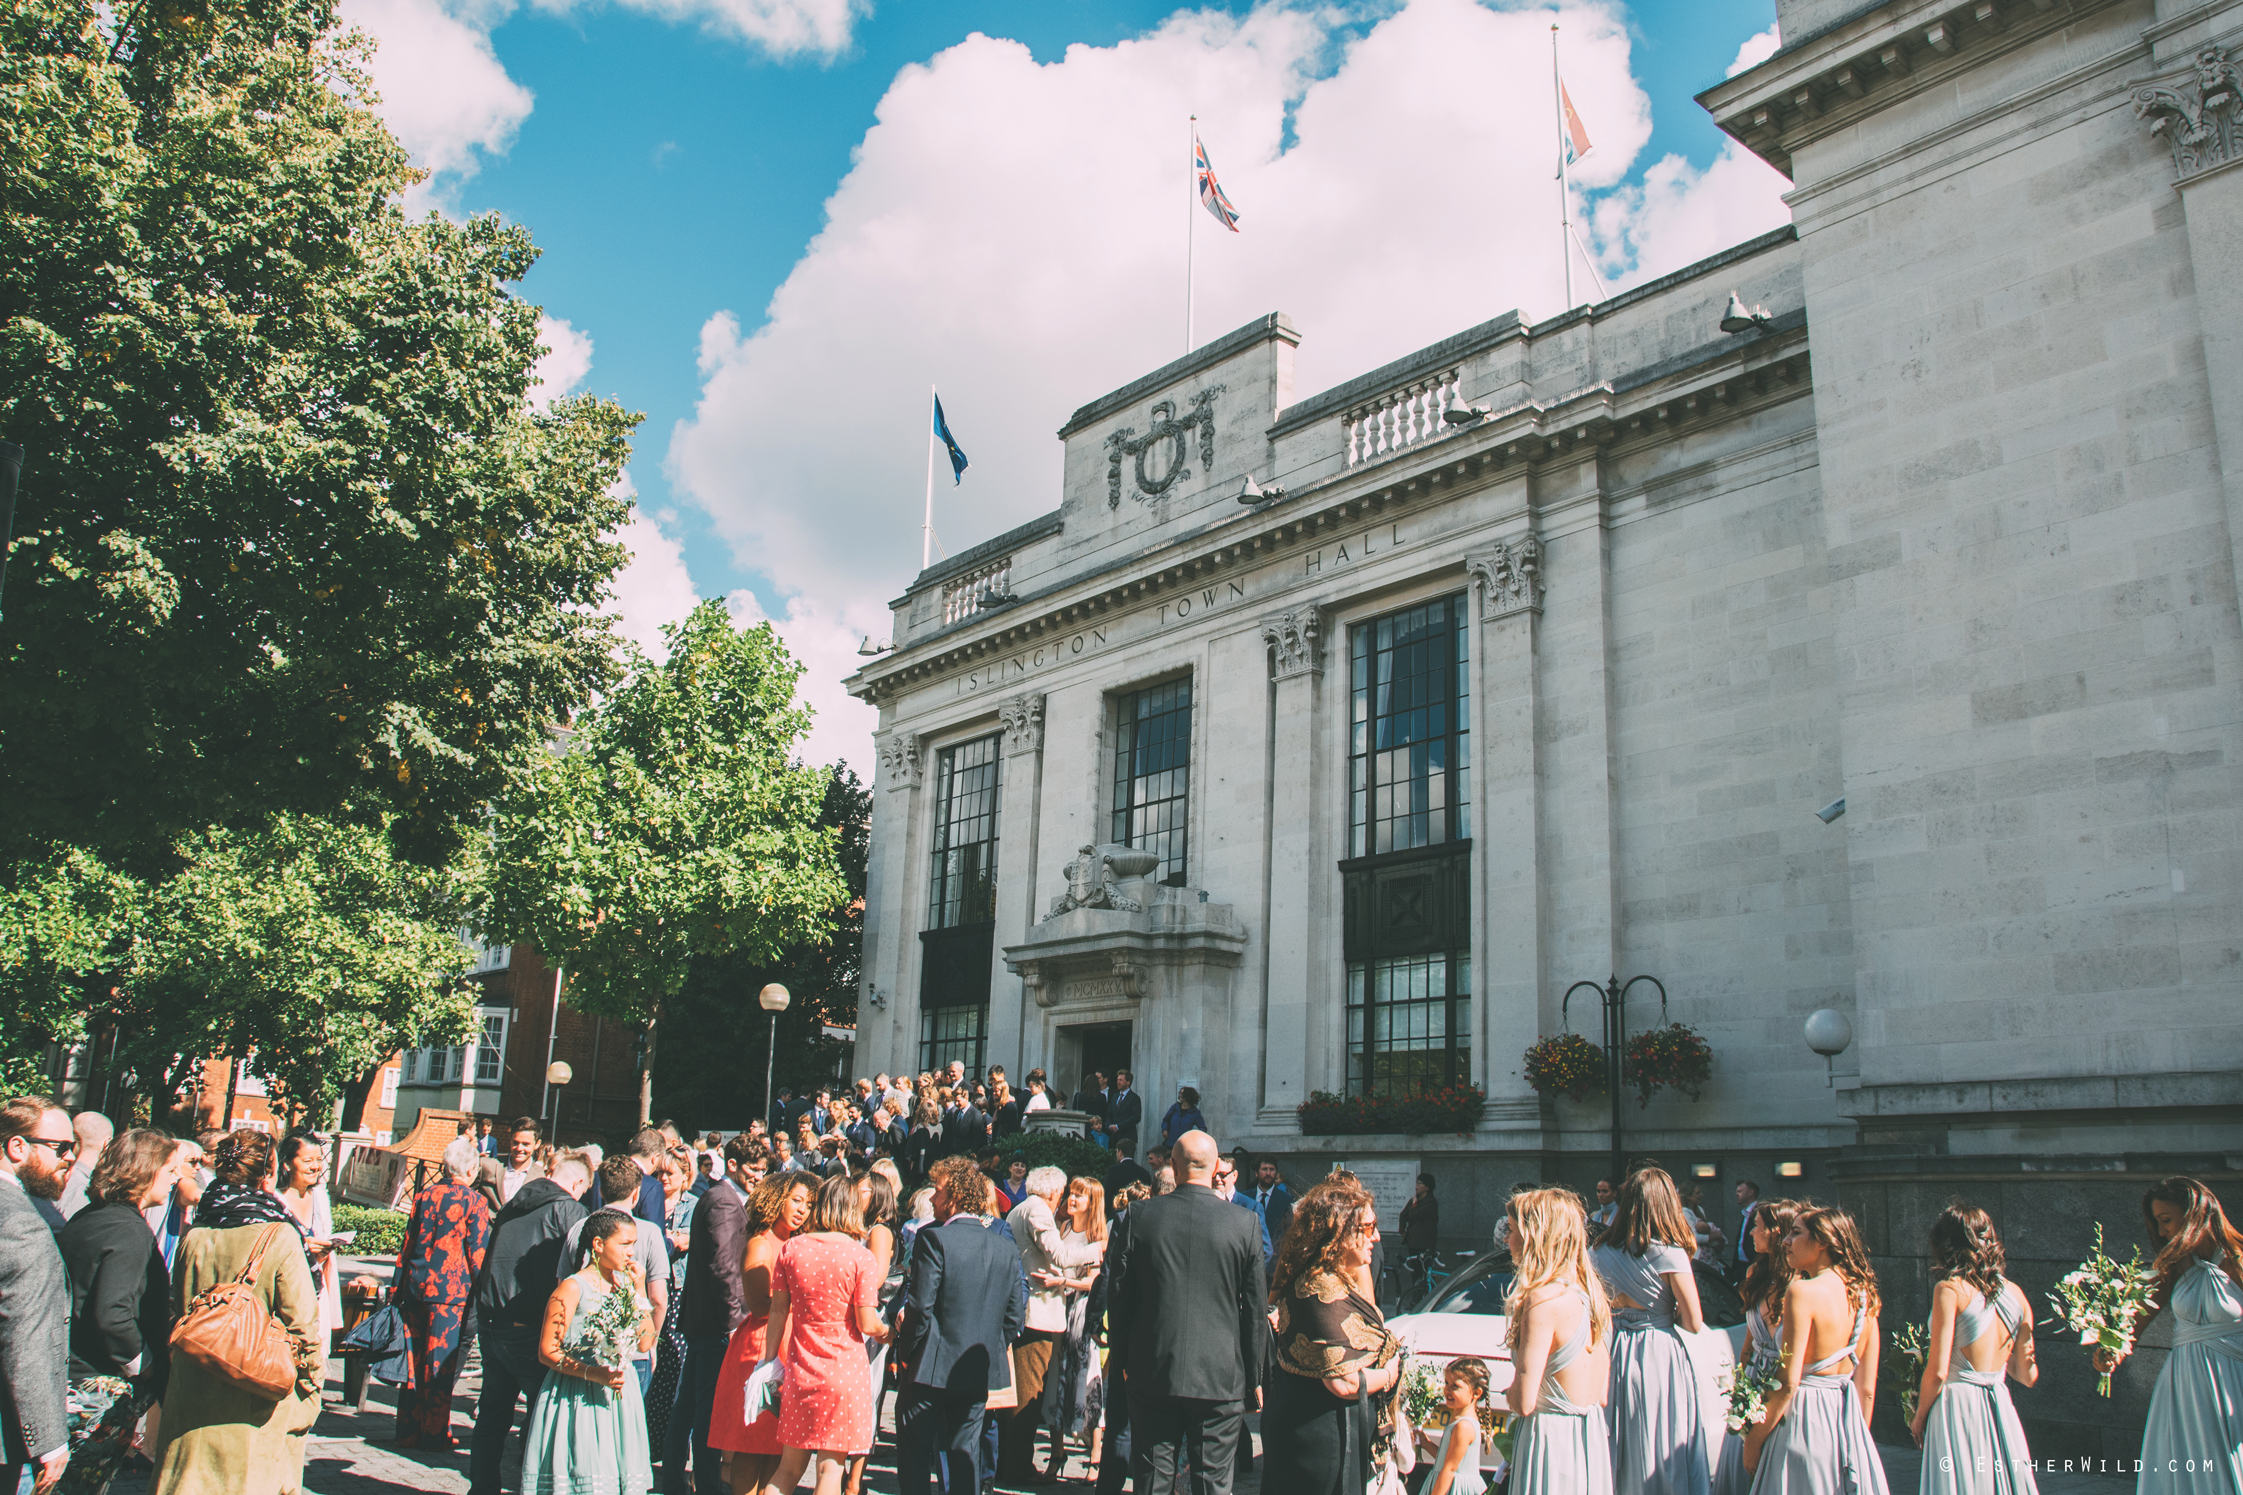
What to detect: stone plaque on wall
<box><xmin>1335</xmin><ymin>1158</ymin><xmax>1420</xmax><ymax>1236</ymax></box>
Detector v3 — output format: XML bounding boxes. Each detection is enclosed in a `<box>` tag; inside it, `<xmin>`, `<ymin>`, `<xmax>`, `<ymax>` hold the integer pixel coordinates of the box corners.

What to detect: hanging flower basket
<box><xmin>1523</xmin><ymin>1033</ymin><xmax>1606</xmax><ymax>1102</ymax></box>
<box><xmin>1297</xmin><ymin>1084</ymin><xmax>1486</xmax><ymax>1137</ymax></box>
<box><xmin>1620</xmin><ymin>1023</ymin><xmax>1713</xmax><ymax>1108</ymax></box>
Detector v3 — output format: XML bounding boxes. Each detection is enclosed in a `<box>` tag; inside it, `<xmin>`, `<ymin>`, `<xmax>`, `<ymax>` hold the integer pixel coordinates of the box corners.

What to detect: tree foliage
<box><xmin>482</xmin><ymin>602</ymin><xmax>850</xmax><ymax>1116</ymax></box>
<box><xmin>0</xmin><ymin>813</ymin><xmax>478</xmax><ymax>1118</ymax></box>
<box><xmin>654</xmin><ymin>763</ymin><xmax>869</xmax><ymax>1127</ymax></box>
<box><xmin>0</xmin><ymin>0</ymin><xmax>637</xmax><ymax>875</ymax></box>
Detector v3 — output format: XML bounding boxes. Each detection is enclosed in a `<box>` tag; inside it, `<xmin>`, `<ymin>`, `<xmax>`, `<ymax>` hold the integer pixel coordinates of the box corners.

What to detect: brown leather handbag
<box><xmin>170</xmin><ymin>1223</ymin><xmax>302</xmax><ymax>1400</ymax></box>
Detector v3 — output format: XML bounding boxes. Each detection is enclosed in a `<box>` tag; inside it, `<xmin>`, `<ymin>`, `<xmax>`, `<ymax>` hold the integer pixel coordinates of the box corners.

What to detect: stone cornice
<box><xmin>1056</xmin><ymin>313</ymin><xmax>1300</xmax><ymax>439</ymax></box>
<box><xmin>844</xmin><ymin>333</ymin><xmax>1811</xmax><ymax>707</ymax></box>
<box><xmin>1698</xmin><ymin>0</ymin><xmax>2129</xmax><ymax>178</ymax></box>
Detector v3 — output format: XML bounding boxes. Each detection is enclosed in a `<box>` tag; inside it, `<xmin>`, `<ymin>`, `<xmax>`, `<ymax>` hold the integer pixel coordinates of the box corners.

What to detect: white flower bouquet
<box><xmin>2048</xmin><ymin>1222</ymin><xmax>2158</xmax><ymax>1398</ymax></box>
<box><xmin>568</xmin><ymin>1282</ymin><xmax>646</xmax><ymax>1395</ymax></box>
<box><xmin>1717</xmin><ymin>1362</ymin><xmax>1781</xmax><ymax>1434</ymax></box>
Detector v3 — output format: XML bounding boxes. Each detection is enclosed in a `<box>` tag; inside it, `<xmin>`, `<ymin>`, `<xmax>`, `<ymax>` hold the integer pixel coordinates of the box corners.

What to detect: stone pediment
<box><xmin>1003</xmin><ymin>852</ymin><xmax>1247</xmax><ymax>1009</ymax></box>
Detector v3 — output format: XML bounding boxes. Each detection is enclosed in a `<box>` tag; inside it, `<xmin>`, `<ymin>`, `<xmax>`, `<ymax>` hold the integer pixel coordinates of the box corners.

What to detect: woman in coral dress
<box><xmin>754</xmin><ymin>1174</ymin><xmax>890</xmax><ymax>1495</ymax></box>
<box><xmin>711</xmin><ymin>1173</ymin><xmax>816</xmax><ymax>1493</ymax></box>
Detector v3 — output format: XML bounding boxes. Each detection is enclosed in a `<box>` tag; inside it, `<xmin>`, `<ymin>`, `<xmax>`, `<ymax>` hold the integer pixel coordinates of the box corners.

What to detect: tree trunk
<box><xmin>639</xmin><ymin>1004</ymin><xmax>657</xmax><ymax>1126</ymax></box>
<box><xmin>221</xmin><ymin>1045</ymin><xmax>240</xmax><ymax>1131</ymax></box>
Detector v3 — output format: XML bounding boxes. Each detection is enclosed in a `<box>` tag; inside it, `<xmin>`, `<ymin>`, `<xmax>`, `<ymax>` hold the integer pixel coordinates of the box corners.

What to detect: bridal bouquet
<box><xmin>2048</xmin><ymin>1223</ymin><xmax>2158</xmax><ymax>1397</ymax></box>
<box><xmin>1887</xmin><ymin>1321</ymin><xmax>1928</xmax><ymax>1425</ymax></box>
<box><xmin>569</xmin><ymin>1282</ymin><xmax>646</xmax><ymax>1390</ymax></box>
<box><xmin>1717</xmin><ymin>1362</ymin><xmax>1781</xmax><ymax>1434</ymax></box>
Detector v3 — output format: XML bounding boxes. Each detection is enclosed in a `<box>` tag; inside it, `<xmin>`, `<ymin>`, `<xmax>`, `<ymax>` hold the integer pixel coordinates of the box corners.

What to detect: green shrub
<box><xmin>332</xmin><ymin>1203</ymin><xmax>408</xmax><ymax>1256</ymax></box>
<box><xmin>995</xmin><ymin>1130</ymin><xmax>1114</xmax><ymax>1181</ymax></box>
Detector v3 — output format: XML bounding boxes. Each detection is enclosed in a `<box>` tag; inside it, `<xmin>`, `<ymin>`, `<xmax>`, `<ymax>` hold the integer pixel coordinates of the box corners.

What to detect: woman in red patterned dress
<box><xmin>754</xmin><ymin>1173</ymin><xmax>890</xmax><ymax>1495</ymax></box>
<box><xmin>712</xmin><ymin>1173</ymin><xmax>816</xmax><ymax>1492</ymax></box>
<box><xmin>394</xmin><ymin>1136</ymin><xmax>492</xmax><ymax>1449</ymax></box>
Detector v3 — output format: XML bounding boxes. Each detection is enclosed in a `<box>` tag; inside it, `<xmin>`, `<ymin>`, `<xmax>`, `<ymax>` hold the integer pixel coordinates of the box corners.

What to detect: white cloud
<box><xmin>530</xmin><ymin>314</ymin><xmax>595</xmax><ymax>411</ymax></box>
<box><xmin>527</xmin><ymin>0</ymin><xmax>860</xmax><ymax>57</ymax></box>
<box><xmin>606</xmin><ymin>475</ymin><xmax>705</xmax><ymax>657</ymax></box>
<box><xmin>1587</xmin><ymin>142</ymin><xmax>1794</xmax><ymax>294</ymax></box>
<box><xmin>666</xmin><ymin>0</ymin><xmax>1789</xmax><ymax>667</ymax></box>
<box><xmin>723</xmin><ymin>590</ymin><xmax>886</xmax><ymax>775</ymax></box>
<box><xmin>339</xmin><ymin>0</ymin><xmax>534</xmax><ymax>210</ymax></box>
<box><xmin>1727</xmin><ymin>25</ymin><xmax>1781</xmax><ymax>77</ymax></box>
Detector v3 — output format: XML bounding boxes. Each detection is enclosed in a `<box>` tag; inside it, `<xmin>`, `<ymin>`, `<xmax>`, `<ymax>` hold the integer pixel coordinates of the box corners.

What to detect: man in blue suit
<box><xmin>1248</xmin><ymin>1158</ymin><xmax>1295</xmax><ymax>1254</ymax></box>
<box><xmin>1107</xmin><ymin>1070</ymin><xmax>1143</xmax><ymax>1148</ymax></box>
<box><xmin>896</xmin><ymin>1156</ymin><xmax>1027</xmax><ymax>1495</ymax></box>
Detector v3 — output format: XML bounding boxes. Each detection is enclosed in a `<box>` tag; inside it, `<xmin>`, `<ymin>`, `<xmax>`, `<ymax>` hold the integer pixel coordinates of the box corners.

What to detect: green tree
<box><xmin>654</xmin><ymin>763</ymin><xmax>869</xmax><ymax>1128</ymax></box>
<box><xmin>0</xmin><ymin>0</ymin><xmax>637</xmax><ymax>876</ymax></box>
<box><xmin>0</xmin><ymin>815</ymin><xmax>477</xmax><ymax>1118</ymax></box>
<box><xmin>482</xmin><ymin>602</ymin><xmax>849</xmax><ymax>1123</ymax></box>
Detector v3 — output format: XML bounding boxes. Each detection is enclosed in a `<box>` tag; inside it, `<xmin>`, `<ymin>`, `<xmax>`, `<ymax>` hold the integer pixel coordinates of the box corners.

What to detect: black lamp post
<box><xmin>1562</xmin><ymin>972</ymin><xmax>1668</xmax><ymax>1187</ymax></box>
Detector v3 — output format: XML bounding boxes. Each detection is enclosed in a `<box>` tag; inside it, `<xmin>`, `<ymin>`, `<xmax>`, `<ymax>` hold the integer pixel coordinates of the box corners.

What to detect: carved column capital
<box><xmin>1111</xmin><ymin>952</ymin><xmax>1147</xmax><ymax>999</ymax></box>
<box><xmin>2134</xmin><ymin>45</ymin><xmax>2242</xmax><ymax>182</ymax></box>
<box><xmin>1261</xmin><ymin>608</ymin><xmax>1325</xmax><ymax>681</ymax></box>
<box><xmin>998</xmin><ymin>692</ymin><xmax>1046</xmax><ymax>757</ymax></box>
<box><xmin>1018</xmin><ymin>959</ymin><xmax>1052</xmax><ymax>1009</ymax></box>
<box><xmin>1466</xmin><ymin>535</ymin><xmax>1545</xmax><ymax>621</ymax></box>
<box><xmin>878</xmin><ymin>733</ymin><xmax>923</xmax><ymax>791</ymax></box>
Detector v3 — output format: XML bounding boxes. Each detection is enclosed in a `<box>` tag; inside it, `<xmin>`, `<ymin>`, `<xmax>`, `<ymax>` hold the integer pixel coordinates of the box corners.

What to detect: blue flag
<box><xmin>933</xmin><ymin>394</ymin><xmax>969</xmax><ymax>485</ymax></box>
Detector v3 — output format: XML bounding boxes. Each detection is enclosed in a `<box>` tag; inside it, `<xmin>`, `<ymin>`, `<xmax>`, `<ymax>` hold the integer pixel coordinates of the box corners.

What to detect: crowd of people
<box><xmin>1</xmin><ymin>1082</ymin><xmax>2239</xmax><ymax>1495</ymax></box>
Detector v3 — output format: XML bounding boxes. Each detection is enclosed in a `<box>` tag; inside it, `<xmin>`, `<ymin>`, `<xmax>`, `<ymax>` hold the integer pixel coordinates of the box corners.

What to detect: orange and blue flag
<box><xmin>1559</xmin><ymin>82</ymin><xmax>1594</xmax><ymax>170</ymax></box>
<box><xmin>1195</xmin><ymin>132</ymin><xmax>1241</xmax><ymax>233</ymax></box>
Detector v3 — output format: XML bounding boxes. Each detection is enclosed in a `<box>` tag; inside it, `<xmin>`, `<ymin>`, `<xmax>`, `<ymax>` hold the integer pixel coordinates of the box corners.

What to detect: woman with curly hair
<box><xmin>1909</xmin><ymin>1204</ymin><xmax>2037</xmax><ymax>1495</ymax></box>
<box><xmin>1590</xmin><ymin>1167</ymin><xmax>1710</xmax><ymax>1495</ymax></box>
<box><xmin>2099</xmin><ymin>1177</ymin><xmax>2243</xmax><ymax>1494</ymax></box>
<box><xmin>1745</xmin><ymin>1206</ymin><xmax>1887</xmax><ymax>1495</ymax></box>
<box><xmin>1505</xmin><ymin>1187</ymin><xmax>1612</xmax><ymax>1495</ymax></box>
<box><xmin>710</xmin><ymin>1172</ymin><xmax>818</xmax><ymax>1492</ymax></box>
<box><xmin>1262</xmin><ymin>1180</ymin><xmax>1403</xmax><ymax>1495</ymax></box>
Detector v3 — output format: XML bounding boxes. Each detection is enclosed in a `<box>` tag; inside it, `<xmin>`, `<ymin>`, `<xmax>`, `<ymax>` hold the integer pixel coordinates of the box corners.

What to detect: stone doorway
<box><xmin>1065</xmin><ymin>1021</ymin><xmax>1133</xmax><ymax>1090</ymax></box>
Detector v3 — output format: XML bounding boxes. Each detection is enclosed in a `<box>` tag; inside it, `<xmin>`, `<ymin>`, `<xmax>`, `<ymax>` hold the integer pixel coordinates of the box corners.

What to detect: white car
<box><xmin>1386</xmin><ymin>1249</ymin><xmax>1749</xmax><ymax>1480</ymax></box>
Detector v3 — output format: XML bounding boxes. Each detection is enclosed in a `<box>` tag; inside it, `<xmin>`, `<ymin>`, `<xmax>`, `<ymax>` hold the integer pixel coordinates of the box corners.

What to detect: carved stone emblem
<box><xmin>878</xmin><ymin>733</ymin><xmax>922</xmax><ymax>790</ymax></box>
<box><xmin>1262</xmin><ymin>608</ymin><xmax>1324</xmax><ymax>681</ymax></box>
<box><xmin>1467</xmin><ymin>536</ymin><xmax>1544</xmax><ymax>620</ymax></box>
<box><xmin>1046</xmin><ymin>843</ymin><xmax>1160</xmax><ymax>918</ymax></box>
<box><xmin>998</xmin><ymin>692</ymin><xmax>1045</xmax><ymax>757</ymax></box>
<box><xmin>2134</xmin><ymin>45</ymin><xmax>2241</xmax><ymax>181</ymax></box>
<box><xmin>1104</xmin><ymin>387</ymin><xmax>1224</xmax><ymax>508</ymax></box>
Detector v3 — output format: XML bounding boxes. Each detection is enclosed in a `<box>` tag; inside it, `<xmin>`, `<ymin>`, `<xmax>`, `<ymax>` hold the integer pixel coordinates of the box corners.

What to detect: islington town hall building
<box><xmin>846</xmin><ymin>0</ymin><xmax>2243</xmax><ymax>1455</ymax></box>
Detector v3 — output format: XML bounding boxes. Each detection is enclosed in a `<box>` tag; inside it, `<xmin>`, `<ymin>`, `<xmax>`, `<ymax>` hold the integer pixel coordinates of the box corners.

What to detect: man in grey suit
<box><xmin>1107</xmin><ymin>1130</ymin><xmax>1268</xmax><ymax>1495</ymax></box>
<box><xmin>0</xmin><ymin>1096</ymin><xmax>76</xmax><ymax>1495</ymax></box>
<box><xmin>895</xmin><ymin>1156</ymin><xmax>1027</xmax><ymax>1495</ymax></box>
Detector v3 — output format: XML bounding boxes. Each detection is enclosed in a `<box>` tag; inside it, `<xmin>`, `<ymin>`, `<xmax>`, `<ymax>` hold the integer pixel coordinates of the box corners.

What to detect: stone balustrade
<box><xmin>1343</xmin><ymin>366</ymin><xmax>1463</xmax><ymax>468</ymax></box>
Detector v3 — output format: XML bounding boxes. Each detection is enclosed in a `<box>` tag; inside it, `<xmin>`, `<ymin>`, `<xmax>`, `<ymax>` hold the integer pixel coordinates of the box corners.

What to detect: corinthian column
<box><xmin>985</xmin><ymin>692</ymin><xmax>1046</xmax><ymax>1076</ymax></box>
<box><xmin>1259</xmin><ymin>607</ymin><xmax>1324</xmax><ymax>1121</ymax></box>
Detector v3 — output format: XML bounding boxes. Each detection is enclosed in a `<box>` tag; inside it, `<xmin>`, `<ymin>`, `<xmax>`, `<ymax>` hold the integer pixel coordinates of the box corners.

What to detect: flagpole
<box><xmin>923</xmin><ymin>384</ymin><xmax>936</xmax><ymax>571</ymax></box>
<box><xmin>1552</xmin><ymin>22</ymin><xmax>1574</xmax><ymax>311</ymax></box>
<box><xmin>1186</xmin><ymin>114</ymin><xmax>1197</xmax><ymax>356</ymax></box>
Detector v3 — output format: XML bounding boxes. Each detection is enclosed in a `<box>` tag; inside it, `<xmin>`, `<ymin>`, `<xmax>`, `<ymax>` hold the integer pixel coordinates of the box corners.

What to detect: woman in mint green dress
<box><xmin>2099</xmin><ymin>1178</ymin><xmax>2243</xmax><ymax>1495</ymax></box>
<box><xmin>523</xmin><ymin>1212</ymin><xmax>657</xmax><ymax>1495</ymax></box>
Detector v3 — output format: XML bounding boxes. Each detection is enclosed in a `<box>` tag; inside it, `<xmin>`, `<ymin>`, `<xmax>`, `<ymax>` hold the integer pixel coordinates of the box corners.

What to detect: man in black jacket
<box><xmin>1101</xmin><ymin>1140</ymin><xmax>1151</xmax><ymax>1207</ymax></box>
<box><xmin>896</xmin><ymin>1157</ymin><xmax>1026</xmax><ymax>1495</ymax></box>
<box><xmin>467</xmin><ymin>1153</ymin><xmax>589</xmax><ymax>1495</ymax></box>
<box><xmin>665</xmin><ymin>1135</ymin><xmax>766</xmax><ymax>1494</ymax></box>
<box><xmin>1106</xmin><ymin>1130</ymin><xmax>1267</xmax><ymax>1495</ymax></box>
<box><xmin>939</xmin><ymin>1094</ymin><xmax>987</xmax><ymax>1158</ymax></box>
<box><xmin>1070</xmin><ymin>1073</ymin><xmax>1110</xmax><ymax>1135</ymax></box>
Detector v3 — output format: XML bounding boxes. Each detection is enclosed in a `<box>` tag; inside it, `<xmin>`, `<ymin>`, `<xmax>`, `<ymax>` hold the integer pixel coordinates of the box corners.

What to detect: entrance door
<box><xmin>1068</xmin><ymin>1022</ymin><xmax>1133</xmax><ymax>1090</ymax></box>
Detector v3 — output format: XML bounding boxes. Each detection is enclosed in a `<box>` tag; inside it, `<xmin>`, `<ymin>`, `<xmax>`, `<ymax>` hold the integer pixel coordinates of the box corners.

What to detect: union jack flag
<box><xmin>1195</xmin><ymin>132</ymin><xmax>1241</xmax><ymax>233</ymax></box>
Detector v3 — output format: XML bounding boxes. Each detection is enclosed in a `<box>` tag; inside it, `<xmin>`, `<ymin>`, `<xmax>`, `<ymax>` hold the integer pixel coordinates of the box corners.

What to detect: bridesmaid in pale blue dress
<box><xmin>1908</xmin><ymin>1205</ymin><xmax>2038</xmax><ymax>1495</ymax></box>
<box><xmin>1746</xmin><ymin>1206</ymin><xmax>1888</xmax><ymax>1495</ymax></box>
<box><xmin>1592</xmin><ymin>1167</ymin><xmax>1711</xmax><ymax>1495</ymax></box>
<box><xmin>1505</xmin><ymin>1187</ymin><xmax>1614</xmax><ymax>1495</ymax></box>
<box><xmin>2097</xmin><ymin>1178</ymin><xmax>2243</xmax><ymax>1495</ymax></box>
<box><xmin>523</xmin><ymin>1211</ymin><xmax>657</xmax><ymax>1495</ymax></box>
<box><xmin>1714</xmin><ymin>1199</ymin><xmax>1804</xmax><ymax>1495</ymax></box>
<box><xmin>1423</xmin><ymin>1357</ymin><xmax>1491</xmax><ymax>1495</ymax></box>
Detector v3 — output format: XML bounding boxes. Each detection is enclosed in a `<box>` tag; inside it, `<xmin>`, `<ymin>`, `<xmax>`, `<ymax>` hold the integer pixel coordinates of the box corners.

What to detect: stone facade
<box><xmin>848</xmin><ymin>0</ymin><xmax>2242</xmax><ymax>1459</ymax></box>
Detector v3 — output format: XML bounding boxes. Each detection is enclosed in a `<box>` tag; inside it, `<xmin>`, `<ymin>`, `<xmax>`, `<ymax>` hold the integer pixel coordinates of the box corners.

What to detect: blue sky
<box><xmin>353</xmin><ymin>0</ymin><xmax>1785</xmax><ymax>766</ymax></box>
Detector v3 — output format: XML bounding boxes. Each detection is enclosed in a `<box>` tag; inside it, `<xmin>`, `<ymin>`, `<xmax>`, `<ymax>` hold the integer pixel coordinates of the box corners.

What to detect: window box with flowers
<box><xmin>1620</xmin><ymin>1023</ymin><xmax>1713</xmax><ymax>1107</ymax></box>
<box><xmin>1522</xmin><ymin>1032</ymin><xmax>1606</xmax><ymax>1102</ymax></box>
<box><xmin>1297</xmin><ymin>1084</ymin><xmax>1487</xmax><ymax>1137</ymax></box>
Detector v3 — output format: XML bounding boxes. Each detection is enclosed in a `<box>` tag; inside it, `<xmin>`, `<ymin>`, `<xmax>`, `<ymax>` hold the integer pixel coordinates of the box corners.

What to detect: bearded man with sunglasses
<box><xmin>0</xmin><ymin>1094</ymin><xmax>75</xmax><ymax>1495</ymax></box>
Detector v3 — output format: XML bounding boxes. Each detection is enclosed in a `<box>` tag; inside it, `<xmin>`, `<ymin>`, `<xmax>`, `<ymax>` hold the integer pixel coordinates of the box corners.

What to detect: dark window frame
<box><xmin>927</xmin><ymin>733</ymin><xmax>1003</xmax><ymax>930</ymax></box>
<box><xmin>1348</xmin><ymin>593</ymin><xmax>1471</xmax><ymax>859</ymax></box>
<box><xmin>1110</xmin><ymin>674</ymin><xmax>1194</xmax><ymax>886</ymax></box>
